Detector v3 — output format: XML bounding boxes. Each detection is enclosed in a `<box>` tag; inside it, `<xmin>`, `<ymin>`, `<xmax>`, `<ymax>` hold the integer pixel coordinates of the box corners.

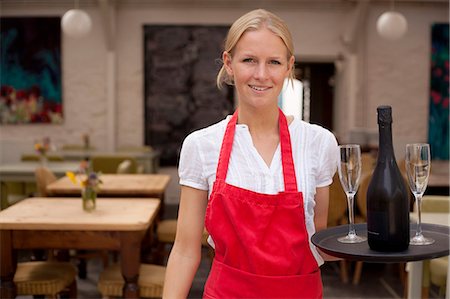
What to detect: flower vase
<box><xmin>82</xmin><ymin>186</ymin><xmax>97</xmax><ymax>212</ymax></box>
<box><xmin>40</xmin><ymin>154</ymin><xmax>48</xmax><ymax>166</ymax></box>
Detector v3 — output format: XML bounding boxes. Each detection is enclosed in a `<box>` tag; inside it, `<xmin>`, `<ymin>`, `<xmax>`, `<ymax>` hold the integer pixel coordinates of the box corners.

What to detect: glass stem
<box><xmin>347</xmin><ymin>193</ymin><xmax>356</xmax><ymax>236</ymax></box>
<box><xmin>415</xmin><ymin>193</ymin><xmax>423</xmax><ymax>237</ymax></box>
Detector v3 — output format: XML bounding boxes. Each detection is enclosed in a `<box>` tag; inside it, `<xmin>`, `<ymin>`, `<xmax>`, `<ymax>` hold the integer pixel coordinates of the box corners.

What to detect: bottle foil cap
<box><xmin>377</xmin><ymin>105</ymin><xmax>392</xmax><ymax>124</ymax></box>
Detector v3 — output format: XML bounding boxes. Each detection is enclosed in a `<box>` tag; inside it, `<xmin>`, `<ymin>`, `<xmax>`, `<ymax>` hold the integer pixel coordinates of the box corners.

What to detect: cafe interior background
<box><xmin>0</xmin><ymin>0</ymin><xmax>448</xmax><ymax>164</ymax></box>
<box><xmin>0</xmin><ymin>0</ymin><xmax>448</xmax><ymax>298</ymax></box>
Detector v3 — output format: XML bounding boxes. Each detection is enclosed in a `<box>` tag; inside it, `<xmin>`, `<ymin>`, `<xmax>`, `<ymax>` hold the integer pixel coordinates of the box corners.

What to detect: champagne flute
<box><xmin>337</xmin><ymin>144</ymin><xmax>366</xmax><ymax>243</ymax></box>
<box><xmin>406</xmin><ymin>143</ymin><xmax>434</xmax><ymax>245</ymax></box>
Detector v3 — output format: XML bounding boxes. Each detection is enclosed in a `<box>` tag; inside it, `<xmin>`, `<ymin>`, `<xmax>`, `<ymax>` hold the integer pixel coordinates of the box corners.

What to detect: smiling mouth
<box><xmin>249</xmin><ymin>85</ymin><xmax>270</xmax><ymax>91</ymax></box>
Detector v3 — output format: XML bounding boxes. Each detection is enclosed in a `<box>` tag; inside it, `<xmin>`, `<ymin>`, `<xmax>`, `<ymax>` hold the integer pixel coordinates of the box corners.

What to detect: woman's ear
<box><xmin>223</xmin><ymin>51</ymin><xmax>233</xmax><ymax>76</ymax></box>
<box><xmin>288</xmin><ymin>55</ymin><xmax>295</xmax><ymax>74</ymax></box>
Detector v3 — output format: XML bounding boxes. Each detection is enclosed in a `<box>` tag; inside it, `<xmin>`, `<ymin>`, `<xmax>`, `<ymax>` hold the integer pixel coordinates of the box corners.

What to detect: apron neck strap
<box><xmin>216</xmin><ymin>108</ymin><xmax>298</xmax><ymax>192</ymax></box>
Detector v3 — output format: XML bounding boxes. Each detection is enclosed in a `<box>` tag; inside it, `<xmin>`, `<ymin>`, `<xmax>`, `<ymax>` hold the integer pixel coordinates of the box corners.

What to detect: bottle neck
<box><xmin>378</xmin><ymin>123</ymin><xmax>395</xmax><ymax>160</ymax></box>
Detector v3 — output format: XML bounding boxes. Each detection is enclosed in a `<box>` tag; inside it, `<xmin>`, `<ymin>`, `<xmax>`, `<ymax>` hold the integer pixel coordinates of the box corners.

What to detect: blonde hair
<box><xmin>216</xmin><ymin>9</ymin><xmax>295</xmax><ymax>89</ymax></box>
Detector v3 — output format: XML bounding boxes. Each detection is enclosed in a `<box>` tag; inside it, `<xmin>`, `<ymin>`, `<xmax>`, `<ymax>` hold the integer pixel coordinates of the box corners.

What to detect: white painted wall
<box><xmin>0</xmin><ymin>2</ymin><xmax>447</xmax><ymax>162</ymax></box>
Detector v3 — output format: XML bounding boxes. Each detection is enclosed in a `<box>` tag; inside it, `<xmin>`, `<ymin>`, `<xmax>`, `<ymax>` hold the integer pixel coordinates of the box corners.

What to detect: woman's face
<box><xmin>223</xmin><ymin>27</ymin><xmax>294</xmax><ymax>110</ymax></box>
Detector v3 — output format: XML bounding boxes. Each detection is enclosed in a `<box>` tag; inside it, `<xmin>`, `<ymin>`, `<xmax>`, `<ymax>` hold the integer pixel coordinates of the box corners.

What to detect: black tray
<box><xmin>312</xmin><ymin>223</ymin><xmax>450</xmax><ymax>263</ymax></box>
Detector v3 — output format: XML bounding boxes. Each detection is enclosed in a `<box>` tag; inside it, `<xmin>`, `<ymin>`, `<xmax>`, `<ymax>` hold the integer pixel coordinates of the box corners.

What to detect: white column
<box><xmin>106</xmin><ymin>51</ymin><xmax>116</xmax><ymax>151</ymax></box>
<box><xmin>407</xmin><ymin>261</ymin><xmax>423</xmax><ymax>299</ymax></box>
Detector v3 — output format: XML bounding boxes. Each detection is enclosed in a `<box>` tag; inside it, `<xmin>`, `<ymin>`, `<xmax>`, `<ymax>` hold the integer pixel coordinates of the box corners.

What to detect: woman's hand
<box><xmin>314</xmin><ymin>186</ymin><xmax>341</xmax><ymax>261</ymax></box>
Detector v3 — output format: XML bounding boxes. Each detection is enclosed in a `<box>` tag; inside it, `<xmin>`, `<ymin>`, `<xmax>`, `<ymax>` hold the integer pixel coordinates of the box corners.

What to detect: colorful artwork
<box><xmin>0</xmin><ymin>17</ymin><xmax>62</xmax><ymax>124</ymax></box>
<box><xmin>428</xmin><ymin>23</ymin><xmax>449</xmax><ymax>160</ymax></box>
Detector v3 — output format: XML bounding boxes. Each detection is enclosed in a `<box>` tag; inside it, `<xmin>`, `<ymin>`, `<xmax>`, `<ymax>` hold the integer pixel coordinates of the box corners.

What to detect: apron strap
<box><xmin>278</xmin><ymin>108</ymin><xmax>298</xmax><ymax>192</ymax></box>
<box><xmin>215</xmin><ymin>110</ymin><xmax>238</xmax><ymax>181</ymax></box>
<box><xmin>215</xmin><ymin>109</ymin><xmax>298</xmax><ymax>192</ymax></box>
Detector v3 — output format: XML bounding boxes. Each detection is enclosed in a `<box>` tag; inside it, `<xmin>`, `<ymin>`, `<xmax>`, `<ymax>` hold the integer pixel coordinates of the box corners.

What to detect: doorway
<box><xmin>295</xmin><ymin>62</ymin><xmax>335</xmax><ymax>131</ymax></box>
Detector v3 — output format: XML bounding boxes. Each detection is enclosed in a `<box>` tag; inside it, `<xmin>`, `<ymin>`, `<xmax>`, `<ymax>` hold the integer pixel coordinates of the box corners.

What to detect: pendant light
<box><xmin>61</xmin><ymin>0</ymin><xmax>92</xmax><ymax>38</ymax></box>
<box><xmin>376</xmin><ymin>0</ymin><xmax>408</xmax><ymax>40</ymax></box>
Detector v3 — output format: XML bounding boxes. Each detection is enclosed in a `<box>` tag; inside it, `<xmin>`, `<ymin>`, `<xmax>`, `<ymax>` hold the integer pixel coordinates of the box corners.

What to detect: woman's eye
<box><xmin>243</xmin><ymin>58</ymin><xmax>255</xmax><ymax>63</ymax></box>
<box><xmin>270</xmin><ymin>60</ymin><xmax>281</xmax><ymax>65</ymax></box>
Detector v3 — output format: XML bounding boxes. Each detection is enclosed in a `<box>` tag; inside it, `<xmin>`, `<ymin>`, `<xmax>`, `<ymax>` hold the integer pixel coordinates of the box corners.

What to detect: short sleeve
<box><xmin>178</xmin><ymin>133</ymin><xmax>209</xmax><ymax>191</ymax></box>
<box><xmin>316</xmin><ymin>131</ymin><xmax>338</xmax><ymax>187</ymax></box>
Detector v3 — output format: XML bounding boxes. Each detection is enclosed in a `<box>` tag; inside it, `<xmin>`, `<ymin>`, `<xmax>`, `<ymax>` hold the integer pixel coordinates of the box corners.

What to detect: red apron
<box><xmin>203</xmin><ymin>109</ymin><xmax>322</xmax><ymax>299</ymax></box>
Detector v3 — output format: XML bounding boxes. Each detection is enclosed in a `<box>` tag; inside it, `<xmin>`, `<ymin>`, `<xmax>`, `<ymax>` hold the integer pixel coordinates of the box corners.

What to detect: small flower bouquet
<box><xmin>34</xmin><ymin>137</ymin><xmax>51</xmax><ymax>164</ymax></box>
<box><xmin>66</xmin><ymin>160</ymin><xmax>102</xmax><ymax>212</ymax></box>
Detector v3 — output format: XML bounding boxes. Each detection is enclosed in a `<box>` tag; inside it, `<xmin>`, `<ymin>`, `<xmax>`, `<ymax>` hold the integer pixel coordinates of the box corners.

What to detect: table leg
<box><xmin>120</xmin><ymin>231</ymin><xmax>142</xmax><ymax>299</ymax></box>
<box><xmin>407</xmin><ymin>261</ymin><xmax>423</xmax><ymax>299</ymax></box>
<box><xmin>0</xmin><ymin>230</ymin><xmax>17</xmax><ymax>299</ymax></box>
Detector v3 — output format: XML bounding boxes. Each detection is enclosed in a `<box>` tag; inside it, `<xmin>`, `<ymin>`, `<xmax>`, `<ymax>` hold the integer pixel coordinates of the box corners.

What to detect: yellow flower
<box><xmin>66</xmin><ymin>171</ymin><xmax>80</xmax><ymax>185</ymax></box>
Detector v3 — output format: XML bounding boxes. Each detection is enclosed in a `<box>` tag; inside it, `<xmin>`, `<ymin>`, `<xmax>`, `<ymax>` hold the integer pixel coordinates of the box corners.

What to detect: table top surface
<box><xmin>312</xmin><ymin>223</ymin><xmax>450</xmax><ymax>263</ymax></box>
<box><xmin>46</xmin><ymin>174</ymin><xmax>171</xmax><ymax>196</ymax></box>
<box><xmin>0</xmin><ymin>197</ymin><xmax>160</xmax><ymax>231</ymax></box>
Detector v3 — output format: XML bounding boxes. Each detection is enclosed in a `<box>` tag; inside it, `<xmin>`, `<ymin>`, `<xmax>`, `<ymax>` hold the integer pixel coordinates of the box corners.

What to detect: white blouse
<box><xmin>178</xmin><ymin>115</ymin><xmax>338</xmax><ymax>266</ymax></box>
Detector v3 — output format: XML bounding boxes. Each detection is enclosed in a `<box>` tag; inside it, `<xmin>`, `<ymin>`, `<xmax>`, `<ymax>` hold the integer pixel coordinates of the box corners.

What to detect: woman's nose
<box><xmin>254</xmin><ymin>63</ymin><xmax>268</xmax><ymax>79</ymax></box>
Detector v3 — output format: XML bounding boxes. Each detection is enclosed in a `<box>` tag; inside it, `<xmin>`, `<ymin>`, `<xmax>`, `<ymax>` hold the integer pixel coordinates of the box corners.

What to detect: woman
<box><xmin>163</xmin><ymin>9</ymin><xmax>338</xmax><ymax>299</ymax></box>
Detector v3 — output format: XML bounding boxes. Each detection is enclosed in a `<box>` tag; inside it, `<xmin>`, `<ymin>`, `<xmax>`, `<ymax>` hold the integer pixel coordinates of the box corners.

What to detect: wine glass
<box><xmin>406</xmin><ymin>143</ymin><xmax>434</xmax><ymax>245</ymax></box>
<box><xmin>337</xmin><ymin>144</ymin><xmax>367</xmax><ymax>243</ymax></box>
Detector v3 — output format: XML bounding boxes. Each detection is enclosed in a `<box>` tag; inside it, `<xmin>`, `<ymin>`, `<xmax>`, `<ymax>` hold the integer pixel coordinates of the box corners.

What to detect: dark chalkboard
<box><xmin>144</xmin><ymin>25</ymin><xmax>234</xmax><ymax>165</ymax></box>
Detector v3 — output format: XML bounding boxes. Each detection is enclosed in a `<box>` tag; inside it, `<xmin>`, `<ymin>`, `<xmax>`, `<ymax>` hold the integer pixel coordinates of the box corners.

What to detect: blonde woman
<box><xmin>163</xmin><ymin>9</ymin><xmax>338</xmax><ymax>298</ymax></box>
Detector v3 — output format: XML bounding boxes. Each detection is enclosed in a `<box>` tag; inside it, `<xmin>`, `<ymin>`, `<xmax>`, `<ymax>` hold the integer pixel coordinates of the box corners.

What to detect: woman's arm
<box><xmin>314</xmin><ymin>186</ymin><xmax>341</xmax><ymax>261</ymax></box>
<box><xmin>163</xmin><ymin>185</ymin><xmax>209</xmax><ymax>299</ymax></box>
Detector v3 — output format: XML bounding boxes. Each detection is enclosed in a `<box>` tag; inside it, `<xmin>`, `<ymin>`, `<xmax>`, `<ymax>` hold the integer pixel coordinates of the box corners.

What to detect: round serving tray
<box><xmin>311</xmin><ymin>223</ymin><xmax>449</xmax><ymax>263</ymax></box>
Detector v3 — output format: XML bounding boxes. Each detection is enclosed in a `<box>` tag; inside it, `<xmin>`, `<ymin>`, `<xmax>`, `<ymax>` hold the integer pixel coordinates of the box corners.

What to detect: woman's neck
<box><xmin>237</xmin><ymin>105</ymin><xmax>279</xmax><ymax>135</ymax></box>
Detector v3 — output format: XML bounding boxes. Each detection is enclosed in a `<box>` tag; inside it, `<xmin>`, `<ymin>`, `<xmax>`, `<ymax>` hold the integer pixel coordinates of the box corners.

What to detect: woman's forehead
<box><xmin>233</xmin><ymin>28</ymin><xmax>289</xmax><ymax>57</ymax></box>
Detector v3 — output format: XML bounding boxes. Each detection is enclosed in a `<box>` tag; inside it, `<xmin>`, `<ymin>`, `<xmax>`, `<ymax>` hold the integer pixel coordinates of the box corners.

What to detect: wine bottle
<box><xmin>366</xmin><ymin>105</ymin><xmax>410</xmax><ymax>252</ymax></box>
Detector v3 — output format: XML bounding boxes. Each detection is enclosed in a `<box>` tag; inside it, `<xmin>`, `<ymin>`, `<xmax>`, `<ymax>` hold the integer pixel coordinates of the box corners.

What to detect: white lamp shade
<box><xmin>376</xmin><ymin>11</ymin><xmax>408</xmax><ymax>40</ymax></box>
<box><xmin>61</xmin><ymin>9</ymin><xmax>92</xmax><ymax>38</ymax></box>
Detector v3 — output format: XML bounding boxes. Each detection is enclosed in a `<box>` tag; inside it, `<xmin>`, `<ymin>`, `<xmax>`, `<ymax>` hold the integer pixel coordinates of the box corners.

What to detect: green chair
<box><xmin>91</xmin><ymin>156</ymin><xmax>137</xmax><ymax>174</ymax></box>
<box><xmin>61</xmin><ymin>144</ymin><xmax>96</xmax><ymax>151</ymax></box>
<box><xmin>420</xmin><ymin>195</ymin><xmax>449</xmax><ymax>297</ymax></box>
<box><xmin>21</xmin><ymin>154</ymin><xmax>64</xmax><ymax>162</ymax></box>
<box><xmin>117</xmin><ymin>145</ymin><xmax>153</xmax><ymax>152</ymax></box>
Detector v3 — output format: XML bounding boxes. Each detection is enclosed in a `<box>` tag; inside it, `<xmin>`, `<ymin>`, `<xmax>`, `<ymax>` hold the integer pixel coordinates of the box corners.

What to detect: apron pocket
<box><xmin>204</xmin><ymin>259</ymin><xmax>322</xmax><ymax>299</ymax></box>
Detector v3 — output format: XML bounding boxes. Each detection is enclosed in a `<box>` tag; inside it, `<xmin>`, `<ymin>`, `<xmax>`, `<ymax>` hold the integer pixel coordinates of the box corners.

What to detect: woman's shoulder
<box><xmin>290</xmin><ymin>117</ymin><xmax>336</xmax><ymax>142</ymax></box>
<box><xmin>182</xmin><ymin>116</ymin><xmax>230</xmax><ymax>146</ymax></box>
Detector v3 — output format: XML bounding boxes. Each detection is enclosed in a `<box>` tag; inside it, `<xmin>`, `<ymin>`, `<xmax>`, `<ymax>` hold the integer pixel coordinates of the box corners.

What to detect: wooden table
<box><xmin>0</xmin><ymin>197</ymin><xmax>160</xmax><ymax>299</ymax></box>
<box><xmin>46</xmin><ymin>174</ymin><xmax>170</xmax><ymax>200</ymax></box>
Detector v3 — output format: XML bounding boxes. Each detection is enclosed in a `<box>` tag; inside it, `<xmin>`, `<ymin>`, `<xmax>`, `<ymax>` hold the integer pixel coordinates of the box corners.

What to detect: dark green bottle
<box><xmin>366</xmin><ymin>106</ymin><xmax>410</xmax><ymax>252</ymax></box>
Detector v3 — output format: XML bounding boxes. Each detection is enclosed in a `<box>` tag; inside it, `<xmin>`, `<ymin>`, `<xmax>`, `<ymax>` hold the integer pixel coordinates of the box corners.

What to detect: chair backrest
<box><xmin>35</xmin><ymin>167</ymin><xmax>57</xmax><ymax>197</ymax></box>
<box><xmin>421</xmin><ymin>195</ymin><xmax>450</xmax><ymax>213</ymax></box>
<box><xmin>117</xmin><ymin>145</ymin><xmax>152</xmax><ymax>152</ymax></box>
<box><xmin>328</xmin><ymin>173</ymin><xmax>348</xmax><ymax>227</ymax></box>
<box><xmin>91</xmin><ymin>156</ymin><xmax>137</xmax><ymax>174</ymax></box>
<box><xmin>61</xmin><ymin>144</ymin><xmax>96</xmax><ymax>151</ymax></box>
<box><xmin>22</xmin><ymin>154</ymin><xmax>64</xmax><ymax>162</ymax></box>
<box><xmin>116</xmin><ymin>159</ymin><xmax>134</xmax><ymax>174</ymax></box>
<box><xmin>357</xmin><ymin>173</ymin><xmax>372</xmax><ymax>219</ymax></box>
<box><xmin>361</xmin><ymin>152</ymin><xmax>376</xmax><ymax>177</ymax></box>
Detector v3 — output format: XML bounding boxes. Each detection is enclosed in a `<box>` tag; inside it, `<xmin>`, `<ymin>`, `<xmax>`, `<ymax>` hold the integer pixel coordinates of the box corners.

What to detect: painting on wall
<box><xmin>428</xmin><ymin>23</ymin><xmax>449</xmax><ymax>160</ymax></box>
<box><xmin>0</xmin><ymin>17</ymin><xmax>62</xmax><ymax>124</ymax></box>
<box><xmin>144</xmin><ymin>25</ymin><xmax>234</xmax><ymax>165</ymax></box>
